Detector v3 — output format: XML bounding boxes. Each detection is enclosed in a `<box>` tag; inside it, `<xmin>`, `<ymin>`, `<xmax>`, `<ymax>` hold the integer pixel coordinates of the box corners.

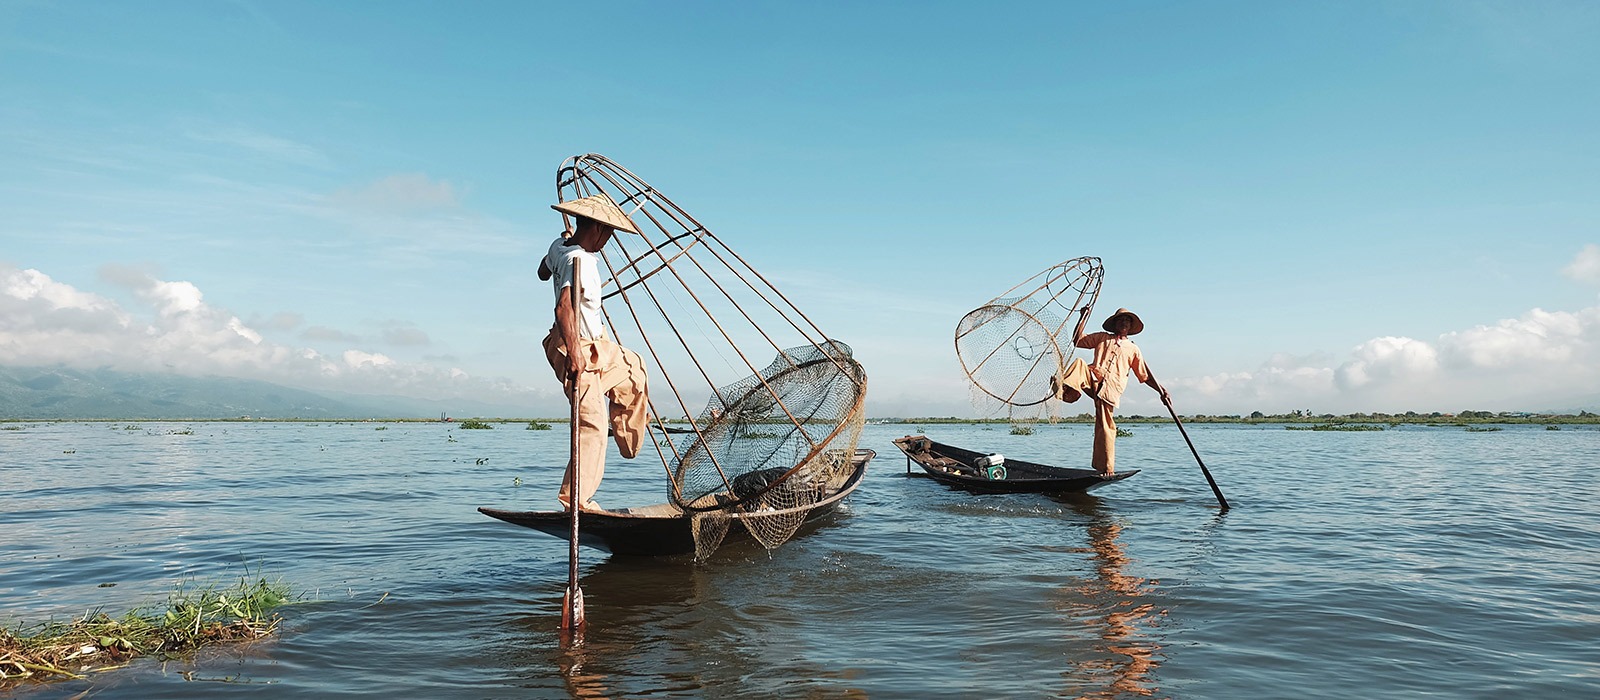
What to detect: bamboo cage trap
<box><xmin>553</xmin><ymin>153</ymin><xmax>869</xmax><ymax>559</ymax></box>
<box><xmin>954</xmin><ymin>257</ymin><xmax>1104</xmax><ymax>417</ymax></box>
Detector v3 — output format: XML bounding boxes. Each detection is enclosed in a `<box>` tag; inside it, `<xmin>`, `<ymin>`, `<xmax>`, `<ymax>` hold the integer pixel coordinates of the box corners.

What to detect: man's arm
<box><xmin>555</xmin><ymin>259</ymin><xmax>584</xmax><ymax>377</ymax></box>
<box><xmin>1134</xmin><ymin>353</ymin><xmax>1171</xmax><ymax>405</ymax></box>
<box><xmin>1071</xmin><ymin>306</ymin><xmax>1092</xmax><ymax>344</ymax></box>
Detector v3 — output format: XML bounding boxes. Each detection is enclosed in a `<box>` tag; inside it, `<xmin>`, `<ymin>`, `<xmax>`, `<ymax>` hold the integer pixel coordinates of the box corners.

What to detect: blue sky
<box><xmin>3</xmin><ymin>0</ymin><xmax>1598</xmax><ymax>417</ymax></box>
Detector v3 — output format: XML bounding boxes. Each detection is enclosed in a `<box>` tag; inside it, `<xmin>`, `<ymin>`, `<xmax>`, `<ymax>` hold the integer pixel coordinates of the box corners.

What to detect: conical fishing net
<box><xmin>555</xmin><ymin>154</ymin><xmax>869</xmax><ymax>562</ymax></box>
<box><xmin>672</xmin><ymin>341</ymin><xmax>866</xmax><ymax>555</ymax></box>
<box><xmin>955</xmin><ymin>257</ymin><xmax>1103</xmax><ymax>409</ymax></box>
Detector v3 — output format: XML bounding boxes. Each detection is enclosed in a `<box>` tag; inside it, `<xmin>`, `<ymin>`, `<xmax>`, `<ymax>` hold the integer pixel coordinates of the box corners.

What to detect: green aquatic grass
<box><xmin>1009</xmin><ymin>425</ymin><xmax>1034</xmax><ymax>435</ymax></box>
<box><xmin>526</xmin><ymin>421</ymin><xmax>551</xmax><ymax>430</ymax></box>
<box><xmin>0</xmin><ymin>575</ymin><xmax>291</xmax><ymax>687</ymax></box>
<box><xmin>1285</xmin><ymin>424</ymin><xmax>1386</xmax><ymax>432</ymax></box>
<box><xmin>458</xmin><ymin>419</ymin><xmax>493</xmax><ymax>429</ymax></box>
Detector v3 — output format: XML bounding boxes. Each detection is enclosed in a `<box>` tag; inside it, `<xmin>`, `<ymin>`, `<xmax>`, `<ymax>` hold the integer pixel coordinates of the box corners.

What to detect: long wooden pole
<box><xmin>560</xmin><ymin>272</ymin><xmax>586</xmax><ymax>634</ymax></box>
<box><xmin>1149</xmin><ymin>370</ymin><xmax>1229</xmax><ymax>511</ymax></box>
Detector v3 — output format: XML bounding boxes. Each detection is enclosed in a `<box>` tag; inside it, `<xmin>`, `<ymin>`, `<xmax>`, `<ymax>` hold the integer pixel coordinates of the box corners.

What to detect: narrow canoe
<box><xmin>478</xmin><ymin>448</ymin><xmax>874</xmax><ymax>556</ymax></box>
<box><xmin>892</xmin><ymin>435</ymin><xmax>1136</xmax><ymax>494</ymax></box>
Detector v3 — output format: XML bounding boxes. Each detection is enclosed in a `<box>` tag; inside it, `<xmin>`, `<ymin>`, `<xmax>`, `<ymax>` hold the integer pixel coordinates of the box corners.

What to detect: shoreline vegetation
<box><xmin>3</xmin><ymin>410</ymin><xmax>1597</xmax><ymax>426</ymax></box>
<box><xmin>0</xmin><ymin>575</ymin><xmax>290</xmax><ymax>689</ymax></box>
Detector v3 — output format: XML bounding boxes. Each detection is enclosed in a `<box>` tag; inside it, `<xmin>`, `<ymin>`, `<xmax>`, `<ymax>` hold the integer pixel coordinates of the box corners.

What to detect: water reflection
<box><xmin>525</xmin><ymin>557</ymin><xmax>708</xmax><ymax>698</ymax></box>
<box><xmin>1051</xmin><ymin>494</ymin><xmax>1164</xmax><ymax>698</ymax></box>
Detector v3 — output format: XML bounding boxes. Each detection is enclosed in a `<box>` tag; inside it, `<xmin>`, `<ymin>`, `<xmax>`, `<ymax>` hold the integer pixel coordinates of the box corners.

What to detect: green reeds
<box><xmin>0</xmin><ymin>575</ymin><xmax>290</xmax><ymax>686</ymax></box>
<box><xmin>1285</xmin><ymin>424</ymin><xmax>1385</xmax><ymax>431</ymax></box>
<box><xmin>1010</xmin><ymin>425</ymin><xmax>1034</xmax><ymax>435</ymax></box>
<box><xmin>458</xmin><ymin>419</ymin><xmax>493</xmax><ymax>429</ymax></box>
<box><xmin>526</xmin><ymin>421</ymin><xmax>552</xmax><ymax>431</ymax></box>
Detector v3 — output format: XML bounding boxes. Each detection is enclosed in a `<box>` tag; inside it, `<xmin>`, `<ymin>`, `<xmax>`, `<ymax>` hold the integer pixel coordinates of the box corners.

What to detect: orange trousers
<box><xmin>1056</xmin><ymin>358</ymin><xmax>1119</xmax><ymax>474</ymax></box>
<box><xmin>542</xmin><ymin>329</ymin><xmax>650</xmax><ymax>508</ymax></box>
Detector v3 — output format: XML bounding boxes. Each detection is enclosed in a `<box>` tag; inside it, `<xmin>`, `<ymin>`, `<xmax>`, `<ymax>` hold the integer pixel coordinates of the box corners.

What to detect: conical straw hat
<box><xmin>1101</xmin><ymin>308</ymin><xmax>1144</xmax><ymax>335</ymax></box>
<box><xmin>551</xmin><ymin>192</ymin><xmax>641</xmax><ymax>234</ymax></box>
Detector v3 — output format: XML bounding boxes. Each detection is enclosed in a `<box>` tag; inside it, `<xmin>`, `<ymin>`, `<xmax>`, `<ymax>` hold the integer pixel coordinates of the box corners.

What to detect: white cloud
<box><xmin>1437</xmin><ymin>307</ymin><xmax>1588</xmax><ymax>369</ymax></box>
<box><xmin>303</xmin><ymin>325</ymin><xmax>362</xmax><ymax>343</ymax></box>
<box><xmin>1562</xmin><ymin>244</ymin><xmax>1600</xmax><ymax>286</ymax></box>
<box><xmin>1153</xmin><ymin>307</ymin><xmax>1600</xmax><ymax>415</ymax></box>
<box><xmin>187</xmin><ymin>126</ymin><xmax>332</xmax><ymax>169</ymax></box>
<box><xmin>381</xmin><ymin>324</ymin><xmax>431</xmax><ymax>347</ymax></box>
<box><xmin>0</xmin><ymin>264</ymin><xmax>548</xmax><ymax>407</ymax></box>
<box><xmin>329</xmin><ymin>173</ymin><xmax>462</xmax><ymax>213</ymax></box>
<box><xmin>1334</xmin><ymin>336</ymin><xmax>1440</xmax><ymax>390</ymax></box>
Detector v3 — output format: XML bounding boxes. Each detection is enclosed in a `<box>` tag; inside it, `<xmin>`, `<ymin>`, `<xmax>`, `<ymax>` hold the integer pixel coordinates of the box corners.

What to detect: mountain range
<box><xmin>0</xmin><ymin>366</ymin><xmax>547</xmax><ymax>420</ymax></box>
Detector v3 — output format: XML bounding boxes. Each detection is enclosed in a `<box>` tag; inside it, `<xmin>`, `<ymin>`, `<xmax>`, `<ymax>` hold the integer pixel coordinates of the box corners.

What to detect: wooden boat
<box><xmin>892</xmin><ymin>435</ymin><xmax>1136</xmax><ymax>494</ymax></box>
<box><xmin>479</xmin><ymin>448</ymin><xmax>875</xmax><ymax>556</ymax></box>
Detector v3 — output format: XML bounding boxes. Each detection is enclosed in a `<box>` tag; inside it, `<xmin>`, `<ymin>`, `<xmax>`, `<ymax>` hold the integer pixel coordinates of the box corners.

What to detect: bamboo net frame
<box><xmin>553</xmin><ymin>154</ymin><xmax>868</xmax><ymax>556</ymax></box>
<box><xmin>954</xmin><ymin>257</ymin><xmax>1104</xmax><ymax>411</ymax></box>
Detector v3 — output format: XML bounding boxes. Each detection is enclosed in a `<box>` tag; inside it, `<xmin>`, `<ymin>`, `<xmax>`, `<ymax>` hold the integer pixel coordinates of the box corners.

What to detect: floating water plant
<box><xmin>458</xmin><ymin>419</ymin><xmax>493</xmax><ymax>430</ymax></box>
<box><xmin>0</xmin><ymin>574</ymin><xmax>290</xmax><ymax>687</ymax></box>
<box><xmin>1010</xmin><ymin>425</ymin><xmax>1034</xmax><ymax>435</ymax></box>
<box><xmin>1464</xmin><ymin>426</ymin><xmax>1502</xmax><ymax>432</ymax></box>
<box><xmin>1116</xmin><ymin>427</ymin><xmax>1133</xmax><ymax>437</ymax></box>
<box><xmin>526</xmin><ymin>421</ymin><xmax>551</xmax><ymax>431</ymax></box>
<box><xmin>1285</xmin><ymin>424</ymin><xmax>1385</xmax><ymax>431</ymax></box>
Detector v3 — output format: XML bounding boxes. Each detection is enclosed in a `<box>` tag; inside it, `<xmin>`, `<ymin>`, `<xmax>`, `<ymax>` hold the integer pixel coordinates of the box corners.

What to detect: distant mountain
<box><xmin>0</xmin><ymin>366</ymin><xmax>554</xmax><ymax>420</ymax></box>
<box><xmin>0</xmin><ymin>366</ymin><xmax>375</xmax><ymax>419</ymax></box>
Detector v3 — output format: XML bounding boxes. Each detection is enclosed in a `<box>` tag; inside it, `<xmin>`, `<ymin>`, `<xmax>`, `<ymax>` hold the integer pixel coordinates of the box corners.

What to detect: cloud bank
<box><xmin>1156</xmin><ymin>305</ymin><xmax>1600</xmax><ymax>415</ymax></box>
<box><xmin>0</xmin><ymin>263</ymin><xmax>548</xmax><ymax>409</ymax></box>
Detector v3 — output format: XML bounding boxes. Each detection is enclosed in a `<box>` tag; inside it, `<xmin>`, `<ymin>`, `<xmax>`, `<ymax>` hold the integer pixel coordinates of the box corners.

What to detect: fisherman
<box><xmin>537</xmin><ymin>193</ymin><xmax>651</xmax><ymax>511</ymax></box>
<box><xmin>1051</xmin><ymin>308</ymin><xmax>1170</xmax><ymax>476</ymax></box>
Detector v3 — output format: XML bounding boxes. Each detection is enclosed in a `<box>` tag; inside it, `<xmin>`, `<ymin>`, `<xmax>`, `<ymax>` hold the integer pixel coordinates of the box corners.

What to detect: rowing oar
<box><xmin>560</xmin><ymin>277</ymin><xmax>586</xmax><ymax>636</ymax></box>
<box><xmin>1149</xmin><ymin>370</ymin><xmax>1229</xmax><ymax>511</ymax></box>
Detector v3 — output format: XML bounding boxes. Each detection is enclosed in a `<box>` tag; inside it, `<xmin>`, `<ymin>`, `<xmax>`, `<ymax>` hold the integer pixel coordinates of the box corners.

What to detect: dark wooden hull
<box><xmin>892</xmin><ymin>435</ymin><xmax>1136</xmax><ymax>494</ymax></box>
<box><xmin>478</xmin><ymin>449</ymin><xmax>874</xmax><ymax>556</ymax></box>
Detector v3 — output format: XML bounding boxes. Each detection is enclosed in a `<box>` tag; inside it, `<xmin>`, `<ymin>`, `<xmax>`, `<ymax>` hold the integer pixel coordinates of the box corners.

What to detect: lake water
<box><xmin>2</xmin><ymin>420</ymin><xmax>1596</xmax><ymax>698</ymax></box>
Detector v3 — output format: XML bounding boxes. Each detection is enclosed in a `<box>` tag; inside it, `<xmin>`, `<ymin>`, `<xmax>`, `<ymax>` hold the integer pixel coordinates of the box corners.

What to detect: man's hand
<box><xmin>1157</xmin><ymin>384</ymin><xmax>1172</xmax><ymax>406</ymax></box>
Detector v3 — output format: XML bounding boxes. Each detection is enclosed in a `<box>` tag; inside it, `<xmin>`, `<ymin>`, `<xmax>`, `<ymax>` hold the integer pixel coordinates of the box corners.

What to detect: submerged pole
<box><xmin>1150</xmin><ymin>369</ymin><xmax>1229</xmax><ymax>511</ymax></box>
<box><xmin>560</xmin><ymin>273</ymin><xmax>586</xmax><ymax>635</ymax></box>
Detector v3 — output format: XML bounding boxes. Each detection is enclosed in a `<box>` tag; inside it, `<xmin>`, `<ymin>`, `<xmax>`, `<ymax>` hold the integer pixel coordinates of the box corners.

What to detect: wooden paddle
<box><xmin>560</xmin><ymin>271</ymin><xmax>586</xmax><ymax>634</ymax></box>
<box><xmin>1148</xmin><ymin>369</ymin><xmax>1230</xmax><ymax>511</ymax></box>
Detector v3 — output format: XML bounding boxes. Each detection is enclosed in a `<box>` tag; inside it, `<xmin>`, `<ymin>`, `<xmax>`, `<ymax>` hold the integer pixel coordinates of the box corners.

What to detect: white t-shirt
<box><xmin>545</xmin><ymin>236</ymin><xmax>606</xmax><ymax>339</ymax></box>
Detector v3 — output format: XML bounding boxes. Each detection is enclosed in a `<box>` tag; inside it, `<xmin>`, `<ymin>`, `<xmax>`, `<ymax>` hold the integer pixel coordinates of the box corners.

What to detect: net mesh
<box><xmin>673</xmin><ymin>341</ymin><xmax>867</xmax><ymax>557</ymax></box>
<box><xmin>955</xmin><ymin>257</ymin><xmax>1103</xmax><ymax>409</ymax></box>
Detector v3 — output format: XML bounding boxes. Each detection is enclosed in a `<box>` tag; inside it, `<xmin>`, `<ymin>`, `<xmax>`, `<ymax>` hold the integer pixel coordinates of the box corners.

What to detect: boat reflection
<box><xmin>1050</xmin><ymin>493</ymin><xmax>1165</xmax><ymax>698</ymax></box>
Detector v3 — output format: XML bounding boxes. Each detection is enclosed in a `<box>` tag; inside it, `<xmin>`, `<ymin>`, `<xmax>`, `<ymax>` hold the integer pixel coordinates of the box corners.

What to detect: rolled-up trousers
<box><xmin>543</xmin><ymin>329</ymin><xmax>650</xmax><ymax>507</ymax></box>
<box><xmin>1057</xmin><ymin>358</ymin><xmax>1119</xmax><ymax>474</ymax></box>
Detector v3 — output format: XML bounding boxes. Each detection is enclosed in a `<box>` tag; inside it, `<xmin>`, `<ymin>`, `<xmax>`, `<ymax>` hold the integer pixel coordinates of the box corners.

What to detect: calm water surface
<box><xmin>2</xmin><ymin>420</ymin><xmax>1597</xmax><ymax>698</ymax></box>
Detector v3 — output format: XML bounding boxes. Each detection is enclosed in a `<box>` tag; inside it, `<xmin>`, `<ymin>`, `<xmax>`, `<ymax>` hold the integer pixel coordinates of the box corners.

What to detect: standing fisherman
<box><xmin>537</xmin><ymin>193</ymin><xmax>651</xmax><ymax>511</ymax></box>
<box><xmin>1051</xmin><ymin>308</ymin><xmax>1170</xmax><ymax>476</ymax></box>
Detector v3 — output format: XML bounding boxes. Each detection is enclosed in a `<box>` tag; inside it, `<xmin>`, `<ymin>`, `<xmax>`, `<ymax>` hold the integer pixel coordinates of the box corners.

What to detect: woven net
<box><xmin>555</xmin><ymin>154</ymin><xmax>868</xmax><ymax>562</ymax></box>
<box><xmin>671</xmin><ymin>341</ymin><xmax>866</xmax><ymax>556</ymax></box>
<box><xmin>954</xmin><ymin>257</ymin><xmax>1103</xmax><ymax>409</ymax></box>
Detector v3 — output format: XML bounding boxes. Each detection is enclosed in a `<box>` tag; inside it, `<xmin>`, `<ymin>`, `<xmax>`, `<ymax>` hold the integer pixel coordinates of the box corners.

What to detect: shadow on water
<box><xmin>1047</xmin><ymin>493</ymin><xmax>1168</xmax><ymax>699</ymax></box>
<box><xmin>506</xmin><ymin>514</ymin><xmax>860</xmax><ymax>699</ymax></box>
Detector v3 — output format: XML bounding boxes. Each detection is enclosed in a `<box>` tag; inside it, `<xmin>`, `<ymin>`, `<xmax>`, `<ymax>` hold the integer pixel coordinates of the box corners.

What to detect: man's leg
<box><xmin>570</xmin><ymin>375</ymin><xmax>608</xmax><ymax>508</ymax></box>
<box><xmin>606</xmin><ymin>346</ymin><xmax>650</xmax><ymax>459</ymax></box>
<box><xmin>1053</xmin><ymin>358</ymin><xmax>1089</xmax><ymax>403</ymax></box>
<box><xmin>1093</xmin><ymin>402</ymin><xmax>1116</xmax><ymax>474</ymax></box>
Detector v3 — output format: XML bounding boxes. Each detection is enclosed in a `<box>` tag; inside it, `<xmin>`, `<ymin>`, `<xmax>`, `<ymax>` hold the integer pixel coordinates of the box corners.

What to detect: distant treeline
<box><xmin>5</xmin><ymin>411</ymin><xmax>1599</xmax><ymax>426</ymax></box>
<box><xmin>894</xmin><ymin>410</ymin><xmax>1600</xmax><ymax>426</ymax></box>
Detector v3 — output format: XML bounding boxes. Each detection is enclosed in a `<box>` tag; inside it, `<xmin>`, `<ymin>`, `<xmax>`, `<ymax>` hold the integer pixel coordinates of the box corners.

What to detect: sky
<box><xmin>2</xmin><ymin>0</ymin><xmax>1598</xmax><ymax>418</ymax></box>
